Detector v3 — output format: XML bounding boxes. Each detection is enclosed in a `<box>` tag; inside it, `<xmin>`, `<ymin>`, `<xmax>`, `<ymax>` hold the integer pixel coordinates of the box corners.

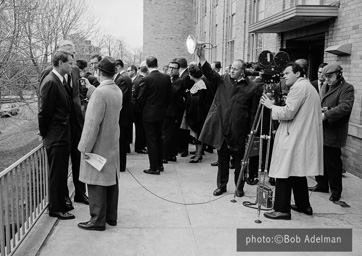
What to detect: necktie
<box><xmin>63</xmin><ymin>77</ymin><xmax>71</xmax><ymax>96</ymax></box>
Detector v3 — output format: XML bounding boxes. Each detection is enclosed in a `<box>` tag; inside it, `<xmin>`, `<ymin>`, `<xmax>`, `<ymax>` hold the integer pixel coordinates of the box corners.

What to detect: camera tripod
<box><xmin>230</xmin><ymin>89</ymin><xmax>277</xmax><ymax>224</ymax></box>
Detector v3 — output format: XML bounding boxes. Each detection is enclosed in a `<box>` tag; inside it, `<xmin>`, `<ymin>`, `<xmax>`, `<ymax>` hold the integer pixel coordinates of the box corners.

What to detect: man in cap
<box><xmin>309</xmin><ymin>63</ymin><xmax>354</xmax><ymax>202</ymax></box>
<box><xmin>77</xmin><ymin>56</ymin><xmax>123</xmax><ymax>231</ymax></box>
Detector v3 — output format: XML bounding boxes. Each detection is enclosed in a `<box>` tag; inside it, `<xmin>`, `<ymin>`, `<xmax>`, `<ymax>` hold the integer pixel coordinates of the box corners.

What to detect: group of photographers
<box><xmin>201</xmin><ymin>48</ymin><xmax>354</xmax><ymax>220</ymax></box>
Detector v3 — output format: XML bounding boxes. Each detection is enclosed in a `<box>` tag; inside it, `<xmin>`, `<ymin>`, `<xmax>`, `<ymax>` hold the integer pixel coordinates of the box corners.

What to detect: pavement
<box><xmin>15</xmin><ymin>147</ymin><xmax>362</xmax><ymax>256</ymax></box>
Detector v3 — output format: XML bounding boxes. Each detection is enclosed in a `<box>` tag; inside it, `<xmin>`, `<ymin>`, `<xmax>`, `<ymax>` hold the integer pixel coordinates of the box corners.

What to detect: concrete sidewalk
<box><xmin>15</xmin><ymin>149</ymin><xmax>362</xmax><ymax>256</ymax></box>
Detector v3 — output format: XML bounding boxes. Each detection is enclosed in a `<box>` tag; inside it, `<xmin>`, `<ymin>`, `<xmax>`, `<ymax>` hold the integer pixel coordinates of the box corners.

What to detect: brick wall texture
<box><xmin>143</xmin><ymin>0</ymin><xmax>195</xmax><ymax>68</ymax></box>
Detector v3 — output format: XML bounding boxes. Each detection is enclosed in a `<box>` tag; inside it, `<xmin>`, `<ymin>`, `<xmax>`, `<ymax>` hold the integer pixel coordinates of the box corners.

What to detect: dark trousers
<box><xmin>217</xmin><ymin>141</ymin><xmax>245</xmax><ymax>191</ymax></box>
<box><xmin>64</xmin><ymin>136</ymin><xmax>86</xmax><ymax>198</ymax></box>
<box><xmin>143</xmin><ymin>120</ymin><xmax>164</xmax><ymax>170</ymax></box>
<box><xmin>274</xmin><ymin>177</ymin><xmax>310</xmax><ymax>213</ymax></box>
<box><xmin>119</xmin><ymin>125</ymin><xmax>131</xmax><ymax>172</ymax></box>
<box><xmin>177</xmin><ymin>128</ymin><xmax>189</xmax><ymax>154</ymax></box>
<box><xmin>134</xmin><ymin>114</ymin><xmax>147</xmax><ymax>151</ymax></box>
<box><xmin>162</xmin><ymin>117</ymin><xmax>178</xmax><ymax>159</ymax></box>
<box><xmin>87</xmin><ymin>182</ymin><xmax>119</xmax><ymax>226</ymax></box>
<box><xmin>316</xmin><ymin>145</ymin><xmax>343</xmax><ymax>197</ymax></box>
<box><xmin>46</xmin><ymin>145</ymin><xmax>71</xmax><ymax>212</ymax></box>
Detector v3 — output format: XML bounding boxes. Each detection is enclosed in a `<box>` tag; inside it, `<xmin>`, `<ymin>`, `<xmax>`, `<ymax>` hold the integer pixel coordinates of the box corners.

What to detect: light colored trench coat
<box><xmin>269</xmin><ymin>78</ymin><xmax>323</xmax><ymax>179</ymax></box>
<box><xmin>78</xmin><ymin>79</ymin><xmax>123</xmax><ymax>186</ymax></box>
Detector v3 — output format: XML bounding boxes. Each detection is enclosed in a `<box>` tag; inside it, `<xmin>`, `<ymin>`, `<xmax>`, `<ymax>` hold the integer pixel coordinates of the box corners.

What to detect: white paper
<box><xmin>85</xmin><ymin>153</ymin><xmax>107</xmax><ymax>172</ymax></box>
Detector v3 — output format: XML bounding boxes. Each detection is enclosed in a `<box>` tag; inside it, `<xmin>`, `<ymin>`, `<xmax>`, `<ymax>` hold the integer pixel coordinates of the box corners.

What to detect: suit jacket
<box><xmin>320</xmin><ymin>77</ymin><xmax>354</xmax><ymax>148</ymax></box>
<box><xmin>78</xmin><ymin>79</ymin><xmax>123</xmax><ymax>186</ymax></box>
<box><xmin>166</xmin><ymin>75</ymin><xmax>183</xmax><ymax>117</ymax></box>
<box><xmin>310</xmin><ymin>79</ymin><xmax>320</xmax><ymax>92</ymax></box>
<box><xmin>132</xmin><ymin>74</ymin><xmax>144</xmax><ymax>111</ymax></box>
<box><xmin>115</xmin><ymin>71</ymin><xmax>133</xmax><ymax>127</ymax></box>
<box><xmin>40</xmin><ymin>65</ymin><xmax>84</xmax><ymax>138</ymax></box>
<box><xmin>136</xmin><ymin>70</ymin><xmax>171</xmax><ymax>122</ymax></box>
<box><xmin>38</xmin><ymin>71</ymin><xmax>71</xmax><ymax>147</ymax></box>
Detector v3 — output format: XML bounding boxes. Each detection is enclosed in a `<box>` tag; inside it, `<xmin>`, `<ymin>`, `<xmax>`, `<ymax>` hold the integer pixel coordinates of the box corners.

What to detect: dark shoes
<box><xmin>135</xmin><ymin>148</ymin><xmax>148</xmax><ymax>154</ymax></box>
<box><xmin>180</xmin><ymin>151</ymin><xmax>188</xmax><ymax>157</ymax></box>
<box><xmin>235</xmin><ymin>190</ymin><xmax>244</xmax><ymax>197</ymax></box>
<box><xmin>65</xmin><ymin>197</ymin><xmax>74</xmax><ymax>211</ymax></box>
<box><xmin>291</xmin><ymin>205</ymin><xmax>313</xmax><ymax>215</ymax></box>
<box><xmin>78</xmin><ymin>221</ymin><xmax>105</xmax><ymax>231</ymax></box>
<box><xmin>264</xmin><ymin>211</ymin><xmax>291</xmax><ymax>220</ymax></box>
<box><xmin>213</xmin><ymin>188</ymin><xmax>226</xmax><ymax>196</ymax></box>
<box><xmin>49</xmin><ymin>211</ymin><xmax>75</xmax><ymax>220</ymax></box>
<box><xmin>143</xmin><ymin>169</ymin><xmax>160</xmax><ymax>175</ymax></box>
<box><xmin>308</xmin><ymin>185</ymin><xmax>329</xmax><ymax>193</ymax></box>
<box><xmin>329</xmin><ymin>194</ymin><xmax>341</xmax><ymax>201</ymax></box>
<box><xmin>189</xmin><ymin>156</ymin><xmax>203</xmax><ymax>163</ymax></box>
<box><xmin>106</xmin><ymin>220</ymin><xmax>117</xmax><ymax>226</ymax></box>
<box><xmin>246</xmin><ymin>177</ymin><xmax>259</xmax><ymax>185</ymax></box>
<box><xmin>210</xmin><ymin>161</ymin><xmax>218</xmax><ymax>166</ymax></box>
<box><xmin>74</xmin><ymin>194</ymin><xmax>89</xmax><ymax>205</ymax></box>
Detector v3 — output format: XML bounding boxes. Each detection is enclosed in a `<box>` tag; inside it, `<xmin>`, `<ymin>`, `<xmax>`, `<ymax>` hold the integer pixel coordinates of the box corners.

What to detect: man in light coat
<box><xmin>260</xmin><ymin>62</ymin><xmax>323</xmax><ymax>220</ymax></box>
<box><xmin>77</xmin><ymin>57</ymin><xmax>123</xmax><ymax>231</ymax></box>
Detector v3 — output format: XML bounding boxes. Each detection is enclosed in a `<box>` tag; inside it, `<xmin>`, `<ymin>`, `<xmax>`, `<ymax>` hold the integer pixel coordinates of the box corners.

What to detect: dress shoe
<box><xmin>74</xmin><ymin>194</ymin><xmax>89</xmax><ymax>205</ymax></box>
<box><xmin>189</xmin><ymin>156</ymin><xmax>202</xmax><ymax>163</ymax></box>
<box><xmin>235</xmin><ymin>190</ymin><xmax>244</xmax><ymax>197</ymax></box>
<box><xmin>64</xmin><ymin>197</ymin><xmax>74</xmax><ymax>212</ymax></box>
<box><xmin>106</xmin><ymin>220</ymin><xmax>117</xmax><ymax>226</ymax></box>
<box><xmin>246</xmin><ymin>177</ymin><xmax>259</xmax><ymax>185</ymax></box>
<box><xmin>210</xmin><ymin>160</ymin><xmax>218</xmax><ymax>166</ymax></box>
<box><xmin>264</xmin><ymin>211</ymin><xmax>291</xmax><ymax>220</ymax></box>
<box><xmin>329</xmin><ymin>194</ymin><xmax>341</xmax><ymax>201</ymax></box>
<box><xmin>291</xmin><ymin>205</ymin><xmax>313</xmax><ymax>215</ymax></box>
<box><xmin>162</xmin><ymin>159</ymin><xmax>168</xmax><ymax>164</ymax></box>
<box><xmin>49</xmin><ymin>211</ymin><xmax>75</xmax><ymax>220</ymax></box>
<box><xmin>78</xmin><ymin>221</ymin><xmax>105</xmax><ymax>231</ymax></box>
<box><xmin>143</xmin><ymin>169</ymin><xmax>160</xmax><ymax>175</ymax></box>
<box><xmin>213</xmin><ymin>188</ymin><xmax>226</xmax><ymax>196</ymax></box>
<box><xmin>167</xmin><ymin>156</ymin><xmax>177</xmax><ymax>162</ymax></box>
<box><xmin>180</xmin><ymin>151</ymin><xmax>188</xmax><ymax>157</ymax></box>
<box><xmin>308</xmin><ymin>185</ymin><xmax>329</xmax><ymax>193</ymax></box>
<box><xmin>135</xmin><ymin>148</ymin><xmax>148</xmax><ymax>154</ymax></box>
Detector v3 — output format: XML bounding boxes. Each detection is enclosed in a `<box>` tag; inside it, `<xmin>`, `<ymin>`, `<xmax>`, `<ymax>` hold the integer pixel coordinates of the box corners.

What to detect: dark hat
<box><xmin>322</xmin><ymin>63</ymin><xmax>342</xmax><ymax>74</ymax></box>
<box><xmin>97</xmin><ymin>56</ymin><xmax>116</xmax><ymax>75</ymax></box>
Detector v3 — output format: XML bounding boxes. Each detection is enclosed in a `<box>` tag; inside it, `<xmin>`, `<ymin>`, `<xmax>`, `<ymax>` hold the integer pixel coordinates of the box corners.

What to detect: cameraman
<box><xmin>260</xmin><ymin>62</ymin><xmax>323</xmax><ymax>220</ymax></box>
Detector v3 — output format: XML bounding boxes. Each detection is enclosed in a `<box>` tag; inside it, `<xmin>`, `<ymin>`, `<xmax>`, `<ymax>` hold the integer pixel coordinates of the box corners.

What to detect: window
<box><xmin>249</xmin><ymin>33</ymin><xmax>263</xmax><ymax>62</ymax></box>
<box><xmin>252</xmin><ymin>0</ymin><xmax>265</xmax><ymax>23</ymax></box>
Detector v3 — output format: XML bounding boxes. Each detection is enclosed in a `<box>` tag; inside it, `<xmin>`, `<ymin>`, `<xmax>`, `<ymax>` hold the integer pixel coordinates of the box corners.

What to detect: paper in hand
<box><xmin>85</xmin><ymin>153</ymin><xmax>107</xmax><ymax>172</ymax></box>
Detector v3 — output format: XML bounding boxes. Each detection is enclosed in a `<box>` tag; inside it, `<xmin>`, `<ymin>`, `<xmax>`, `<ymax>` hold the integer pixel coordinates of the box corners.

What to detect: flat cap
<box><xmin>322</xmin><ymin>63</ymin><xmax>342</xmax><ymax>74</ymax></box>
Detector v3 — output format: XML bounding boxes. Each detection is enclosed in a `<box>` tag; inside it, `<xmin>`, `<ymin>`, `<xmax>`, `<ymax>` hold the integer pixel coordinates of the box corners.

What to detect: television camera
<box><xmin>258</xmin><ymin>50</ymin><xmax>290</xmax><ymax>106</ymax></box>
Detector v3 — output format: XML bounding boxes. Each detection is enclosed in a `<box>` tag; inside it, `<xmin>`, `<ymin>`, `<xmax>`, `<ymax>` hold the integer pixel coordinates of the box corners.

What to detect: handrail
<box><xmin>0</xmin><ymin>143</ymin><xmax>48</xmax><ymax>256</ymax></box>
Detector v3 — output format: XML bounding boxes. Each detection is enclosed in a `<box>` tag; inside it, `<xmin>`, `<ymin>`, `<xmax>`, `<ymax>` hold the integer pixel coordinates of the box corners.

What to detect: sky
<box><xmin>86</xmin><ymin>0</ymin><xmax>143</xmax><ymax>49</ymax></box>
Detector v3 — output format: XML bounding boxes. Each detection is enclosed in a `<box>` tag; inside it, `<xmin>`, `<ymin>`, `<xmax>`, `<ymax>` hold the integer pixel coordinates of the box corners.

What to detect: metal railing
<box><xmin>0</xmin><ymin>144</ymin><xmax>48</xmax><ymax>256</ymax></box>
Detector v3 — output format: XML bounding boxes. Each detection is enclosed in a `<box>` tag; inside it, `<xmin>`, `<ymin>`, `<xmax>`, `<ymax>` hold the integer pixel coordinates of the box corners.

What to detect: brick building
<box><xmin>143</xmin><ymin>0</ymin><xmax>195</xmax><ymax>68</ymax></box>
<box><xmin>144</xmin><ymin>0</ymin><xmax>362</xmax><ymax>177</ymax></box>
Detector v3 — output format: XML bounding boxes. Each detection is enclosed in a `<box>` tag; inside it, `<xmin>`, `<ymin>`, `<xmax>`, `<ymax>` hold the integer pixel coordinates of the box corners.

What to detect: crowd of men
<box><xmin>38</xmin><ymin>39</ymin><xmax>354</xmax><ymax>231</ymax></box>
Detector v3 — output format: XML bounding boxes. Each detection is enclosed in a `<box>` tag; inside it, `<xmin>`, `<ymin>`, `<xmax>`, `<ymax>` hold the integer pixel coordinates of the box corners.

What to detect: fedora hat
<box><xmin>97</xmin><ymin>56</ymin><xmax>116</xmax><ymax>75</ymax></box>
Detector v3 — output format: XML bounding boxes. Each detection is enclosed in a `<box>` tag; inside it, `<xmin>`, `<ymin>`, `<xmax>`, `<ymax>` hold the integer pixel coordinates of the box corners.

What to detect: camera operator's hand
<box><xmin>260</xmin><ymin>93</ymin><xmax>274</xmax><ymax>109</ymax></box>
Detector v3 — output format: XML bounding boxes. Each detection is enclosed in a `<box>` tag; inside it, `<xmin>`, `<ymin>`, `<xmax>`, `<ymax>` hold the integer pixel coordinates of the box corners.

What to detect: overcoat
<box><xmin>320</xmin><ymin>77</ymin><xmax>354</xmax><ymax>148</ymax></box>
<box><xmin>78</xmin><ymin>79</ymin><xmax>123</xmax><ymax>186</ymax></box>
<box><xmin>269</xmin><ymin>78</ymin><xmax>323</xmax><ymax>178</ymax></box>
